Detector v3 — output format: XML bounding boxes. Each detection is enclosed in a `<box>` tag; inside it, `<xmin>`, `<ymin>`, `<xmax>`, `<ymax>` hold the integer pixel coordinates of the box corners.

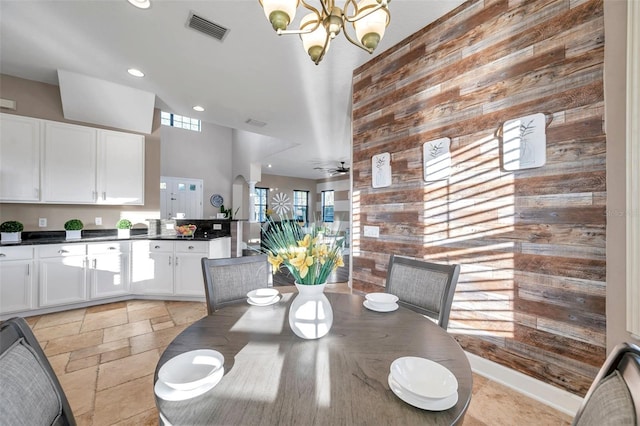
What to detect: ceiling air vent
<box><xmin>245</xmin><ymin>118</ymin><xmax>267</xmax><ymax>127</ymax></box>
<box><xmin>187</xmin><ymin>12</ymin><xmax>229</xmax><ymax>42</ymax></box>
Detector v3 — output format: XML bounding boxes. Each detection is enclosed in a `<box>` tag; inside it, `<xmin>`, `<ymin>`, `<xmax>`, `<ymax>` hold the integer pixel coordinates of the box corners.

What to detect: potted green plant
<box><xmin>116</xmin><ymin>219</ymin><xmax>132</xmax><ymax>239</ymax></box>
<box><xmin>64</xmin><ymin>219</ymin><xmax>83</xmax><ymax>240</ymax></box>
<box><xmin>0</xmin><ymin>220</ymin><xmax>24</xmax><ymax>243</ymax></box>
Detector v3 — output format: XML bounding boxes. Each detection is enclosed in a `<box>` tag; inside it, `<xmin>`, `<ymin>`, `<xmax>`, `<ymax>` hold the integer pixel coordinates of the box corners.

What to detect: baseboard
<box><xmin>465</xmin><ymin>351</ymin><xmax>583</xmax><ymax>417</ymax></box>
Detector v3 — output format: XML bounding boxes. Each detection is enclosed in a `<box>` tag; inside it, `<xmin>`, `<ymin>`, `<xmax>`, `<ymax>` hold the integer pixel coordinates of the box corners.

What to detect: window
<box><xmin>255</xmin><ymin>187</ymin><xmax>269</xmax><ymax>222</ymax></box>
<box><xmin>160</xmin><ymin>111</ymin><xmax>201</xmax><ymax>132</ymax></box>
<box><xmin>322</xmin><ymin>190</ymin><xmax>334</xmax><ymax>223</ymax></box>
<box><xmin>293</xmin><ymin>190</ymin><xmax>309</xmax><ymax>223</ymax></box>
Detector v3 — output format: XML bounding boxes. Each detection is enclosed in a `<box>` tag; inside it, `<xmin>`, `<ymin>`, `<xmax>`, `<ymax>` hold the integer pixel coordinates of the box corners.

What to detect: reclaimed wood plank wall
<box><xmin>351</xmin><ymin>0</ymin><xmax>605</xmax><ymax>396</ymax></box>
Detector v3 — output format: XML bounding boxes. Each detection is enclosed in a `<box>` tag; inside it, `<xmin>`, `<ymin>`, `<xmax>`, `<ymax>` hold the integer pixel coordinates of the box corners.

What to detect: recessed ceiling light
<box><xmin>127</xmin><ymin>68</ymin><xmax>144</xmax><ymax>77</ymax></box>
<box><xmin>193</xmin><ymin>106</ymin><xmax>205</xmax><ymax>112</ymax></box>
<box><xmin>267</xmin><ymin>164</ymin><xmax>272</xmax><ymax>168</ymax></box>
<box><xmin>127</xmin><ymin>0</ymin><xmax>151</xmax><ymax>9</ymax></box>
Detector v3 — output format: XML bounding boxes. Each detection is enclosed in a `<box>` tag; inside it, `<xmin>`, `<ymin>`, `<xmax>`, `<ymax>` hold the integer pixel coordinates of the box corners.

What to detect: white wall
<box><xmin>161</xmin><ymin>121</ymin><xmax>233</xmax><ymax>218</ymax></box>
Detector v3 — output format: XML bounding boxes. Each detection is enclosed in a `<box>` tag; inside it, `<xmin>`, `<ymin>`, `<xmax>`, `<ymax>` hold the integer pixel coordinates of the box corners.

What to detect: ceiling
<box><xmin>0</xmin><ymin>0</ymin><xmax>465</xmax><ymax>179</ymax></box>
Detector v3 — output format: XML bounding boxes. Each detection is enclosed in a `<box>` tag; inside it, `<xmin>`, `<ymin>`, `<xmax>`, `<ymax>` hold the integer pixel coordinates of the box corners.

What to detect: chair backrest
<box><xmin>572</xmin><ymin>342</ymin><xmax>640</xmax><ymax>426</ymax></box>
<box><xmin>385</xmin><ymin>255</ymin><xmax>460</xmax><ymax>329</ymax></box>
<box><xmin>201</xmin><ymin>255</ymin><xmax>270</xmax><ymax>314</ymax></box>
<box><xmin>0</xmin><ymin>317</ymin><xmax>76</xmax><ymax>426</ymax></box>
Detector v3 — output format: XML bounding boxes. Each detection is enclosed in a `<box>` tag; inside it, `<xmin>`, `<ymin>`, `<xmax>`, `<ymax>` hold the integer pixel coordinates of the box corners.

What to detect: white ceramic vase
<box><xmin>289</xmin><ymin>282</ymin><xmax>333</xmax><ymax>340</ymax></box>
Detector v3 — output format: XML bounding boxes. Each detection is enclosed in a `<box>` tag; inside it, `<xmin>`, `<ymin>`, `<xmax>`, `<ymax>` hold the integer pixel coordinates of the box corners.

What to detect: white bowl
<box><xmin>158</xmin><ymin>349</ymin><xmax>224</xmax><ymax>391</ymax></box>
<box><xmin>390</xmin><ymin>356</ymin><xmax>458</xmax><ymax>399</ymax></box>
<box><xmin>365</xmin><ymin>292</ymin><xmax>399</xmax><ymax>305</ymax></box>
<box><xmin>247</xmin><ymin>288</ymin><xmax>279</xmax><ymax>305</ymax></box>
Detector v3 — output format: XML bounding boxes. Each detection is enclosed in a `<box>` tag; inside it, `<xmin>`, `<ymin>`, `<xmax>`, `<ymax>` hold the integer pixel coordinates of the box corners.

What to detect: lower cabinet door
<box><xmin>90</xmin><ymin>253</ymin><xmax>130</xmax><ymax>299</ymax></box>
<box><xmin>174</xmin><ymin>253</ymin><xmax>206</xmax><ymax>296</ymax></box>
<box><xmin>39</xmin><ymin>256</ymin><xmax>88</xmax><ymax>307</ymax></box>
<box><xmin>131</xmin><ymin>251</ymin><xmax>174</xmax><ymax>295</ymax></box>
<box><xmin>0</xmin><ymin>260</ymin><xmax>34</xmax><ymax>314</ymax></box>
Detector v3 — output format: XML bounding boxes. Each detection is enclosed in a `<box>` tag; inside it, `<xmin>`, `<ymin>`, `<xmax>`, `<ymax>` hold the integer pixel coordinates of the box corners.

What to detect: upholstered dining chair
<box><xmin>572</xmin><ymin>342</ymin><xmax>639</xmax><ymax>426</ymax></box>
<box><xmin>201</xmin><ymin>255</ymin><xmax>270</xmax><ymax>314</ymax></box>
<box><xmin>385</xmin><ymin>254</ymin><xmax>461</xmax><ymax>330</ymax></box>
<box><xmin>0</xmin><ymin>316</ymin><xmax>76</xmax><ymax>426</ymax></box>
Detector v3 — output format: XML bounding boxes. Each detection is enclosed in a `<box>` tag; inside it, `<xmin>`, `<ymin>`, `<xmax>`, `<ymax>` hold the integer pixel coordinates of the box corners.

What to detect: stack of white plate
<box><xmin>247</xmin><ymin>288</ymin><xmax>281</xmax><ymax>306</ymax></box>
<box><xmin>363</xmin><ymin>292</ymin><xmax>399</xmax><ymax>312</ymax></box>
<box><xmin>154</xmin><ymin>349</ymin><xmax>225</xmax><ymax>401</ymax></box>
<box><xmin>388</xmin><ymin>356</ymin><xmax>458</xmax><ymax>411</ymax></box>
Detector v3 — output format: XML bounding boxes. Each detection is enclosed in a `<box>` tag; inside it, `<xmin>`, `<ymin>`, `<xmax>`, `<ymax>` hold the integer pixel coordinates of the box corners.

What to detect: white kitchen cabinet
<box><xmin>0</xmin><ymin>113</ymin><xmax>42</xmax><ymax>202</ymax></box>
<box><xmin>131</xmin><ymin>241</ymin><xmax>174</xmax><ymax>295</ymax></box>
<box><xmin>42</xmin><ymin>120</ymin><xmax>145</xmax><ymax>205</ymax></box>
<box><xmin>131</xmin><ymin>238</ymin><xmax>231</xmax><ymax>297</ymax></box>
<box><xmin>174</xmin><ymin>241</ymin><xmax>208</xmax><ymax>296</ymax></box>
<box><xmin>43</xmin><ymin>121</ymin><xmax>97</xmax><ymax>203</ymax></box>
<box><xmin>38</xmin><ymin>244</ymin><xmax>88</xmax><ymax>307</ymax></box>
<box><xmin>87</xmin><ymin>241</ymin><xmax>130</xmax><ymax>299</ymax></box>
<box><xmin>0</xmin><ymin>246</ymin><xmax>35</xmax><ymax>314</ymax></box>
<box><xmin>97</xmin><ymin>130</ymin><xmax>144</xmax><ymax>205</ymax></box>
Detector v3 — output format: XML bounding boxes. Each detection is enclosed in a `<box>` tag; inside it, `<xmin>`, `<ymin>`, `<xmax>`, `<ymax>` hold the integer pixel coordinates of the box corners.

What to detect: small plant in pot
<box><xmin>0</xmin><ymin>220</ymin><xmax>24</xmax><ymax>243</ymax></box>
<box><xmin>64</xmin><ymin>219</ymin><xmax>84</xmax><ymax>240</ymax></box>
<box><xmin>116</xmin><ymin>219</ymin><xmax>132</xmax><ymax>239</ymax></box>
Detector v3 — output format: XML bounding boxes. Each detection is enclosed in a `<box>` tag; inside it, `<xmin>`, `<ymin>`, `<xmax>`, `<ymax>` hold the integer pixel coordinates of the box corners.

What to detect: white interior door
<box><xmin>160</xmin><ymin>176</ymin><xmax>203</xmax><ymax>219</ymax></box>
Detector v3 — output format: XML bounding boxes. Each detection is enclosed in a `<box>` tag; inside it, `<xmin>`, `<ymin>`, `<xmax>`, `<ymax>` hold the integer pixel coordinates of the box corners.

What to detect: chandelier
<box><xmin>258</xmin><ymin>0</ymin><xmax>391</xmax><ymax>65</ymax></box>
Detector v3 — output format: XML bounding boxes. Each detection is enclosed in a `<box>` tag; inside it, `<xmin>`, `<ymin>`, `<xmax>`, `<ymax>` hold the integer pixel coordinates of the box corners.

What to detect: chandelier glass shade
<box><xmin>258</xmin><ymin>0</ymin><xmax>391</xmax><ymax>65</ymax></box>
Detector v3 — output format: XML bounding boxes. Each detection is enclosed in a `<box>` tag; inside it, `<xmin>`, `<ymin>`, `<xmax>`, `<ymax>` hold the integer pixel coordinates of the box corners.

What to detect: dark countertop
<box><xmin>1</xmin><ymin>229</ymin><xmax>230</xmax><ymax>247</ymax></box>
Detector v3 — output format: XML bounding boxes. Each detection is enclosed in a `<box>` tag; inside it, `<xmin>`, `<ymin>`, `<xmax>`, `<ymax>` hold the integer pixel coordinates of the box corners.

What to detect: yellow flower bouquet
<box><xmin>262</xmin><ymin>218</ymin><xmax>345</xmax><ymax>285</ymax></box>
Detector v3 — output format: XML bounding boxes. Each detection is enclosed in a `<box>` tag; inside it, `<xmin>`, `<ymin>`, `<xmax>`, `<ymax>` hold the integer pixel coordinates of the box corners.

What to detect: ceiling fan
<box><xmin>314</xmin><ymin>161</ymin><xmax>351</xmax><ymax>176</ymax></box>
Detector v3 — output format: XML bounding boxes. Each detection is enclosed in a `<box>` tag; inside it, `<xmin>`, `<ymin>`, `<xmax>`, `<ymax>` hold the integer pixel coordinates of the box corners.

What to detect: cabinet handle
<box><xmin>175</xmin><ymin>256</ymin><xmax>179</xmax><ymax>266</ymax></box>
<box><xmin>0</xmin><ymin>253</ymin><xmax>6</xmax><ymax>257</ymax></box>
<box><xmin>188</xmin><ymin>246</ymin><xmax>194</xmax><ymax>250</ymax></box>
<box><xmin>27</xmin><ymin>264</ymin><xmax>30</xmax><ymax>276</ymax></box>
<box><xmin>108</xmin><ymin>246</ymin><xmax>116</xmax><ymax>250</ymax></box>
<box><xmin>58</xmin><ymin>249</ymin><xmax>68</xmax><ymax>254</ymax></box>
<box><xmin>168</xmin><ymin>256</ymin><xmax>172</xmax><ymax>266</ymax></box>
<box><xmin>155</xmin><ymin>245</ymin><xmax>161</xmax><ymax>249</ymax></box>
<box><xmin>103</xmin><ymin>192</ymin><xmax>106</xmax><ymax>201</ymax></box>
<box><xmin>35</xmin><ymin>188</ymin><xmax>39</xmax><ymax>198</ymax></box>
<box><xmin>93</xmin><ymin>259</ymin><xmax>97</xmax><ymax>269</ymax></box>
<box><xmin>92</xmin><ymin>190</ymin><xmax>97</xmax><ymax>201</ymax></box>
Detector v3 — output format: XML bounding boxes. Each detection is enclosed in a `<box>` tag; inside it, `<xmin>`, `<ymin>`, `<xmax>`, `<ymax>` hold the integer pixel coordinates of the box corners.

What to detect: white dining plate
<box><xmin>155</xmin><ymin>367</ymin><xmax>223</xmax><ymax>401</ymax></box>
<box><xmin>390</xmin><ymin>356</ymin><xmax>458</xmax><ymax>399</ymax></box>
<box><xmin>366</xmin><ymin>299</ymin><xmax>399</xmax><ymax>311</ymax></box>
<box><xmin>247</xmin><ymin>288</ymin><xmax>279</xmax><ymax>305</ymax></box>
<box><xmin>365</xmin><ymin>292</ymin><xmax>399</xmax><ymax>304</ymax></box>
<box><xmin>158</xmin><ymin>349</ymin><xmax>224</xmax><ymax>391</ymax></box>
<box><xmin>248</xmin><ymin>294</ymin><xmax>282</xmax><ymax>306</ymax></box>
<box><xmin>388</xmin><ymin>374</ymin><xmax>458</xmax><ymax>411</ymax></box>
<box><xmin>363</xmin><ymin>300</ymin><xmax>399</xmax><ymax>312</ymax></box>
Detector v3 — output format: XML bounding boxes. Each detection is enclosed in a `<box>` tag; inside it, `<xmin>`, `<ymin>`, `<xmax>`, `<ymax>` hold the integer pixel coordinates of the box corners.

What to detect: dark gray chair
<box><xmin>572</xmin><ymin>342</ymin><xmax>640</xmax><ymax>426</ymax></box>
<box><xmin>0</xmin><ymin>316</ymin><xmax>76</xmax><ymax>426</ymax></box>
<box><xmin>385</xmin><ymin>254</ymin><xmax>460</xmax><ymax>330</ymax></box>
<box><xmin>201</xmin><ymin>255</ymin><xmax>270</xmax><ymax>314</ymax></box>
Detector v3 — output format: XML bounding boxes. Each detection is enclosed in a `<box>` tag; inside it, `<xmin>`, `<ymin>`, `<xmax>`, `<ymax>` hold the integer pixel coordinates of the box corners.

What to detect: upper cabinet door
<box><xmin>0</xmin><ymin>113</ymin><xmax>41</xmax><ymax>202</ymax></box>
<box><xmin>97</xmin><ymin>130</ymin><xmax>145</xmax><ymax>205</ymax></box>
<box><xmin>43</xmin><ymin>121</ymin><xmax>97</xmax><ymax>203</ymax></box>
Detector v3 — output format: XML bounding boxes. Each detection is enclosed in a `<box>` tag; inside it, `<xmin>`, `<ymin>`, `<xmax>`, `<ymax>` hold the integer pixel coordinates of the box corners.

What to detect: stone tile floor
<box><xmin>25</xmin><ymin>288</ymin><xmax>573</xmax><ymax>425</ymax></box>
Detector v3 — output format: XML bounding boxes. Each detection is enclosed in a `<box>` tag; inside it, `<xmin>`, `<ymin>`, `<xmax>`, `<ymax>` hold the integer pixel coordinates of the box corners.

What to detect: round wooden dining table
<box><xmin>154</xmin><ymin>290</ymin><xmax>472</xmax><ymax>425</ymax></box>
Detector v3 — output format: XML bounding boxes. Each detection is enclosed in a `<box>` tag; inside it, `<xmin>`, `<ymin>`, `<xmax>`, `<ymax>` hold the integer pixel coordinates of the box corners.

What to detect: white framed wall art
<box><xmin>423</xmin><ymin>137</ymin><xmax>451</xmax><ymax>182</ymax></box>
<box><xmin>372</xmin><ymin>152</ymin><xmax>392</xmax><ymax>188</ymax></box>
<box><xmin>501</xmin><ymin>112</ymin><xmax>547</xmax><ymax>171</ymax></box>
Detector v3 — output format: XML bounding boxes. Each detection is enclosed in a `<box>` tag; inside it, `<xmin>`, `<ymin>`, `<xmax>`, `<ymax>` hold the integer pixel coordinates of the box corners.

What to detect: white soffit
<box><xmin>57</xmin><ymin>69</ymin><xmax>155</xmax><ymax>134</ymax></box>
